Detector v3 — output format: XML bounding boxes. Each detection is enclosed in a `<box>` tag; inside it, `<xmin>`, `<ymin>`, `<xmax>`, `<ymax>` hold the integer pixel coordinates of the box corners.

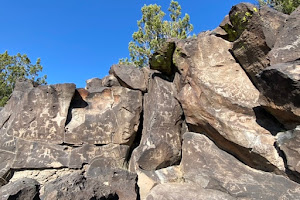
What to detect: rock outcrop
<box><xmin>0</xmin><ymin>3</ymin><xmax>299</xmax><ymax>200</ymax></box>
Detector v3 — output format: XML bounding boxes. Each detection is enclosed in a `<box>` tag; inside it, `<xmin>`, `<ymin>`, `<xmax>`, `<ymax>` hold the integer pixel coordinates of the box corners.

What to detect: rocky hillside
<box><xmin>0</xmin><ymin>3</ymin><xmax>299</xmax><ymax>200</ymax></box>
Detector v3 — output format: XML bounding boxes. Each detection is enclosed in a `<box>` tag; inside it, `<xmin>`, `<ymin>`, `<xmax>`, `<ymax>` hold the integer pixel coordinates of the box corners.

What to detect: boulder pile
<box><xmin>0</xmin><ymin>3</ymin><xmax>299</xmax><ymax>200</ymax></box>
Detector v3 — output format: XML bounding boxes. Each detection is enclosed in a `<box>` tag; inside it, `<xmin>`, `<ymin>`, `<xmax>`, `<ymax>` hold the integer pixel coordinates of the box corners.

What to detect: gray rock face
<box><xmin>146</xmin><ymin>183</ymin><xmax>236</xmax><ymax>200</ymax></box>
<box><xmin>110</xmin><ymin>64</ymin><xmax>147</xmax><ymax>92</ymax></box>
<box><xmin>101</xmin><ymin>74</ymin><xmax>121</xmax><ymax>87</ymax></box>
<box><xmin>257</xmin><ymin>61</ymin><xmax>300</xmax><ymax>128</ymax></box>
<box><xmin>277</xmin><ymin>126</ymin><xmax>300</xmax><ymax>176</ymax></box>
<box><xmin>0</xmin><ymin>178</ymin><xmax>40</xmax><ymax>200</ymax></box>
<box><xmin>42</xmin><ymin>169</ymin><xmax>138</xmax><ymax>200</ymax></box>
<box><xmin>268</xmin><ymin>7</ymin><xmax>300</xmax><ymax>65</ymax></box>
<box><xmin>174</xmin><ymin>34</ymin><xmax>284</xmax><ymax>171</ymax></box>
<box><xmin>85</xmin><ymin>77</ymin><xmax>102</xmax><ymax>93</ymax></box>
<box><xmin>181</xmin><ymin>132</ymin><xmax>300</xmax><ymax>200</ymax></box>
<box><xmin>65</xmin><ymin>87</ymin><xmax>142</xmax><ymax>145</ymax></box>
<box><xmin>129</xmin><ymin>74</ymin><xmax>183</xmax><ymax>171</ymax></box>
<box><xmin>259</xmin><ymin>6</ymin><xmax>288</xmax><ymax>48</ymax></box>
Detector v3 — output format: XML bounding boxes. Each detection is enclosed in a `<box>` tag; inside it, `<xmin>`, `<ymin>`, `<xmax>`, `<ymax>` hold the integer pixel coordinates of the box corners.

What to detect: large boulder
<box><xmin>85</xmin><ymin>77</ymin><xmax>102</xmax><ymax>93</ymax></box>
<box><xmin>174</xmin><ymin>34</ymin><xmax>284</xmax><ymax>171</ymax></box>
<box><xmin>129</xmin><ymin>74</ymin><xmax>183</xmax><ymax>172</ymax></box>
<box><xmin>110</xmin><ymin>64</ymin><xmax>148</xmax><ymax>92</ymax></box>
<box><xmin>181</xmin><ymin>132</ymin><xmax>300</xmax><ymax>199</ymax></box>
<box><xmin>257</xmin><ymin>61</ymin><xmax>300</xmax><ymax>128</ymax></box>
<box><xmin>268</xmin><ymin>7</ymin><xmax>300</xmax><ymax>65</ymax></box>
<box><xmin>230</xmin><ymin>3</ymin><xmax>271</xmax><ymax>84</ymax></box>
<box><xmin>65</xmin><ymin>87</ymin><xmax>142</xmax><ymax>145</ymax></box>
<box><xmin>0</xmin><ymin>178</ymin><xmax>40</xmax><ymax>200</ymax></box>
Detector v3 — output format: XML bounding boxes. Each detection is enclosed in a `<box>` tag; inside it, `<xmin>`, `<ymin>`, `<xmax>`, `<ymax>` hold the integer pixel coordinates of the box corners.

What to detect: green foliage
<box><xmin>258</xmin><ymin>0</ymin><xmax>300</xmax><ymax>14</ymax></box>
<box><xmin>0</xmin><ymin>51</ymin><xmax>47</xmax><ymax>106</ymax></box>
<box><xmin>120</xmin><ymin>1</ymin><xmax>193</xmax><ymax>67</ymax></box>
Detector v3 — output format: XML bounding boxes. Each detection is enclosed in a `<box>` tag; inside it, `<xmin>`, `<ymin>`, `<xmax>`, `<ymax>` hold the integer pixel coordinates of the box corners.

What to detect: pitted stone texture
<box><xmin>65</xmin><ymin>87</ymin><xmax>142</xmax><ymax>145</ymax></box>
<box><xmin>175</xmin><ymin>34</ymin><xmax>284</xmax><ymax>171</ymax></box>
<box><xmin>9</xmin><ymin>83</ymin><xmax>76</xmax><ymax>144</ymax></box>
<box><xmin>146</xmin><ymin>183</ymin><xmax>236</xmax><ymax>200</ymax></box>
<box><xmin>268</xmin><ymin>7</ymin><xmax>300</xmax><ymax>65</ymax></box>
<box><xmin>85</xmin><ymin>77</ymin><xmax>103</xmax><ymax>93</ymax></box>
<box><xmin>277</xmin><ymin>126</ymin><xmax>300</xmax><ymax>175</ymax></box>
<box><xmin>258</xmin><ymin>61</ymin><xmax>300</xmax><ymax>128</ymax></box>
<box><xmin>129</xmin><ymin>75</ymin><xmax>183</xmax><ymax>172</ymax></box>
<box><xmin>110</xmin><ymin>64</ymin><xmax>147</xmax><ymax>92</ymax></box>
<box><xmin>181</xmin><ymin>132</ymin><xmax>300</xmax><ymax>200</ymax></box>
<box><xmin>0</xmin><ymin>178</ymin><xmax>40</xmax><ymax>200</ymax></box>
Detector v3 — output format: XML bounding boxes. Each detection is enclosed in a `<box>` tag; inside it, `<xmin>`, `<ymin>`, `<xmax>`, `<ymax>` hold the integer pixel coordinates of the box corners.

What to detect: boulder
<box><xmin>175</xmin><ymin>33</ymin><xmax>284</xmax><ymax>171</ymax></box>
<box><xmin>65</xmin><ymin>87</ymin><xmax>142</xmax><ymax>145</ymax></box>
<box><xmin>101</xmin><ymin>74</ymin><xmax>121</xmax><ymax>87</ymax></box>
<box><xmin>277</xmin><ymin>126</ymin><xmax>300</xmax><ymax>178</ymax></box>
<box><xmin>231</xmin><ymin>3</ymin><xmax>271</xmax><ymax>84</ymax></box>
<box><xmin>129</xmin><ymin>74</ymin><xmax>183</xmax><ymax>171</ymax></box>
<box><xmin>268</xmin><ymin>7</ymin><xmax>300</xmax><ymax>65</ymax></box>
<box><xmin>181</xmin><ymin>132</ymin><xmax>300</xmax><ymax>199</ymax></box>
<box><xmin>85</xmin><ymin>77</ymin><xmax>102</xmax><ymax>93</ymax></box>
<box><xmin>110</xmin><ymin>64</ymin><xmax>147</xmax><ymax>92</ymax></box>
<box><xmin>257</xmin><ymin>60</ymin><xmax>300</xmax><ymax>128</ymax></box>
<box><xmin>42</xmin><ymin>169</ymin><xmax>138</xmax><ymax>200</ymax></box>
<box><xmin>149</xmin><ymin>42</ymin><xmax>176</xmax><ymax>75</ymax></box>
<box><xmin>146</xmin><ymin>183</ymin><xmax>236</xmax><ymax>200</ymax></box>
<box><xmin>0</xmin><ymin>178</ymin><xmax>40</xmax><ymax>200</ymax></box>
<box><xmin>259</xmin><ymin>6</ymin><xmax>288</xmax><ymax>48</ymax></box>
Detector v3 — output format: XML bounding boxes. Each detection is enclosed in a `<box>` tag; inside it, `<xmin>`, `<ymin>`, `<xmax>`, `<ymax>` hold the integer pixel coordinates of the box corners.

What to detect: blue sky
<box><xmin>0</xmin><ymin>0</ymin><xmax>256</xmax><ymax>88</ymax></box>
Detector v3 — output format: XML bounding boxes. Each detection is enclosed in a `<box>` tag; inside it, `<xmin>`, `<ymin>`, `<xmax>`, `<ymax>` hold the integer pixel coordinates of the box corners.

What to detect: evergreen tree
<box><xmin>119</xmin><ymin>1</ymin><xmax>193</xmax><ymax>67</ymax></box>
<box><xmin>258</xmin><ymin>0</ymin><xmax>299</xmax><ymax>14</ymax></box>
<box><xmin>0</xmin><ymin>51</ymin><xmax>47</xmax><ymax>106</ymax></box>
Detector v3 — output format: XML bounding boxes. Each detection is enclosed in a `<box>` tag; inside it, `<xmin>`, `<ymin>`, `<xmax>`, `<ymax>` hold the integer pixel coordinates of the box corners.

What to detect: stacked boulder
<box><xmin>0</xmin><ymin>3</ymin><xmax>299</xmax><ymax>200</ymax></box>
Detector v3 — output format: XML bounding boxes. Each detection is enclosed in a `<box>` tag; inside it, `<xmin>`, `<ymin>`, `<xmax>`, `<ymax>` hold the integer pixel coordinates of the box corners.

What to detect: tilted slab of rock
<box><xmin>65</xmin><ymin>87</ymin><xmax>142</xmax><ymax>145</ymax></box>
<box><xmin>231</xmin><ymin>3</ymin><xmax>271</xmax><ymax>84</ymax></box>
<box><xmin>175</xmin><ymin>34</ymin><xmax>284</xmax><ymax>171</ymax></box>
<box><xmin>129</xmin><ymin>75</ymin><xmax>183</xmax><ymax>171</ymax></box>
<box><xmin>268</xmin><ymin>7</ymin><xmax>300</xmax><ymax>65</ymax></box>
<box><xmin>110</xmin><ymin>64</ymin><xmax>147</xmax><ymax>92</ymax></box>
<box><xmin>181</xmin><ymin>132</ymin><xmax>300</xmax><ymax>199</ymax></box>
<box><xmin>257</xmin><ymin>61</ymin><xmax>300</xmax><ymax>128</ymax></box>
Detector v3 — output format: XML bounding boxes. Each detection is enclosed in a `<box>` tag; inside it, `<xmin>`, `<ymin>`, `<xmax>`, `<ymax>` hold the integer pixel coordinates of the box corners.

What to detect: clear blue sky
<box><xmin>0</xmin><ymin>0</ymin><xmax>256</xmax><ymax>88</ymax></box>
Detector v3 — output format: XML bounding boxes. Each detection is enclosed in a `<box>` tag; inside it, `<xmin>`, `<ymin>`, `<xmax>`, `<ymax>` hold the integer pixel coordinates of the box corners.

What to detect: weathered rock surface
<box><xmin>146</xmin><ymin>183</ymin><xmax>236</xmax><ymax>200</ymax></box>
<box><xmin>85</xmin><ymin>77</ymin><xmax>102</xmax><ymax>93</ymax></box>
<box><xmin>268</xmin><ymin>7</ymin><xmax>300</xmax><ymax>65</ymax></box>
<box><xmin>257</xmin><ymin>61</ymin><xmax>300</xmax><ymax>128</ymax></box>
<box><xmin>0</xmin><ymin>3</ymin><xmax>299</xmax><ymax>199</ymax></box>
<box><xmin>174</xmin><ymin>33</ymin><xmax>284</xmax><ymax>171</ymax></box>
<box><xmin>129</xmin><ymin>74</ymin><xmax>183</xmax><ymax>172</ymax></box>
<box><xmin>42</xmin><ymin>169</ymin><xmax>138</xmax><ymax>200</ymax></box>
<box><xmin>110</xmin><ymin>64</ymin><xmax>147</xmax><ymax>92</ymax></box>
<box><xmin>0</xmin><ymin>178</ymin><xmax>40</xmax><ymax>200</ymax></box>
<box><xmin>65</xmin><ymin>87</ymin><xmax>142</xmax><ymax>145</ymax></box>
<box><xmin>277</xmin><ymin>126</ymin><xmax>300</xmax><ymax>177</ymax></box>
<box><xmin>231</xmin><ymin>3</ymin><xmax>271</xmax><ymax>84</ymax></box>
<box><xmin>181</xmin><ymin>132</ymin><xmax>300</xmax><ymax>199</ymax></box>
